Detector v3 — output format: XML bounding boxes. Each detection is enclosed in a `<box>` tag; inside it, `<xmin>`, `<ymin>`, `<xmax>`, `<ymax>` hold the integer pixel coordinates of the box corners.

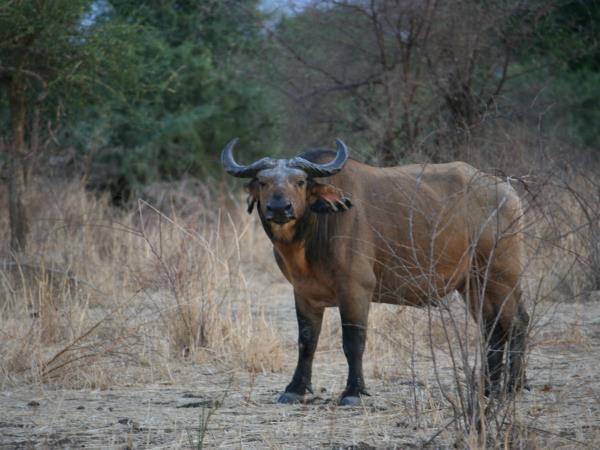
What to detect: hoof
<box><xmin>339</xmin><ymin>395</ymin><xmax>362</xmax><ymax>406</ymax></box>
<box><xmin>277</xmin><ymin>392</ymin><xmax>304</xmax><ymax>404</ymax></box>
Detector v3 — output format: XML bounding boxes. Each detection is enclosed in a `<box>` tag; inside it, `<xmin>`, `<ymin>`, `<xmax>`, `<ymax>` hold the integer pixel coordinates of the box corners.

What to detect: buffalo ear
<box><xmin>246</xmin><ymin>179</ymin><xmax>259</xmax><ymax>214</ymax></box>
<box><xmin>309</xmin><ymin>182</ymin><xmax>353</xmax><ymax>214</ymax></box>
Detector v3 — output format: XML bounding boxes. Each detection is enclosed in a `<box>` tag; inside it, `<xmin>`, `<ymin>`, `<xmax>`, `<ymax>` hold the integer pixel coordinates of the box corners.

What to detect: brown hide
<box><xmin>272</xmin><ymin>152</ymin><xmax>525</xmax><ymax>328</ymax></box>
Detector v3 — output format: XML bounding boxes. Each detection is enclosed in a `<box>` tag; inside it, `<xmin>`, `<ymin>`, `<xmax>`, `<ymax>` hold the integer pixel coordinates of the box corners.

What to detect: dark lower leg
<box><xmin>284</xmin><ymin>303</ymin><xmax>323</xmax><ymax>395</ymax></box>
<box><xmin>508</xmin><ymin>308</ymin><xmax>529</xmax><ymax>391</ymax></box>
<box><xmin>484</xmin><ymin>320</ymin><xmax>506</xmax><ymax>396</ymax></box>
<box><xmin>341</xmin><ymin>322</ymin><xmax>368</xmax><ymax>398</ymax></box>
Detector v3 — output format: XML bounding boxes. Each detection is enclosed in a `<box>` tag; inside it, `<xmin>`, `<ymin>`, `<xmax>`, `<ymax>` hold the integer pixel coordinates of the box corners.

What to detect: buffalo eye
<box><xmin>259</xmin><ymin>181</ymin><xmax>267</xmax><ymax>187</ymax></box>
<box><xmin>297</xmin><ymin>180</ymin><xmax>305</xmax><ymax>187</ymax></box>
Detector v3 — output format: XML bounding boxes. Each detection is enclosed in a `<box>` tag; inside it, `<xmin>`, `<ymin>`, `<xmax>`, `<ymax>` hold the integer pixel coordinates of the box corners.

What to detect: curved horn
<box><xmin>220</xmin><ymin>138</ymin><xmax>276</xmax><ymax>178</ymax></box>
<box><xmin>288</xmin><ymin>138</ymin><xmax>349</xmax><ymax>177</ymax></box>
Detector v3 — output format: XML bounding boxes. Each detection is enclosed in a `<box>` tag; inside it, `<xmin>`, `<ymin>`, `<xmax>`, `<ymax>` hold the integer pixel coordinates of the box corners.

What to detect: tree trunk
<box><xmin>7</xmin><ymin>78</ymin><xmax>29</xmax><ymax>253</ymax></box>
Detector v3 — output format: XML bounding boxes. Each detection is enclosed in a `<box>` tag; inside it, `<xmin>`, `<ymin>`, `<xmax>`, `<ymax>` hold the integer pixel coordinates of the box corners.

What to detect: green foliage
<box><xmin>533</xmin><ymin>0</ymin><xmax>600</xmax><ymax>71</ymax></box>
<box><xmin>0</xmin><ymin>0</ymin><xmax>277</xmax><ymax>200</ymax></box>
<box><xmin>0</xmin><ymin>1</ymin><xmax>89</xmax><ymax>73</ymax></box>
<box><xmin>0</xmin><ymin>0</ymin><xmax>89</xmax><ymax>128</ymax></box>
<box><xmin>518</xmin><ymin>0</ymin><xmax>600</xmax><ymax>148</ymax></box>
<box><xmin>0</xmin><ymin>0</ymin><xmax>150</xmax><ymax>161</ymax></box>
<box><xmin>66</xmin><ymin>0</ymin><xmax>277</xmax><ymax>196</ymax></box>
<box><xmin>550</xmin><ymin>69</ymin><xmax>600</xmax><ymax>147</ymax></box>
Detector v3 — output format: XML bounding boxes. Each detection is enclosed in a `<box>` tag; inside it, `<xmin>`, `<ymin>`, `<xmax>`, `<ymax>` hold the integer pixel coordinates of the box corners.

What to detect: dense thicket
<box><xmin>523</xmin><ymin>0</ymin><xmax>600</xmax><ymax>148</ymax></box>
<box><xmin>0</xmin><ymin>0</ymin><xmax>141</xmax><ymax>249</ymax></box>
<box><xmin>65</xmin><ymin>0</ymin><xmax>276</xmax><ymax>194</ymax></box>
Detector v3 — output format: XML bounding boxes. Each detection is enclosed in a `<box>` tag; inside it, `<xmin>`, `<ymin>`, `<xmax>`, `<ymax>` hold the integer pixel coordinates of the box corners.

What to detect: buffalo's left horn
<box><xmin>288</xmin><ymin>138</ymin><xmax>349</xmax><ymax>177</ymax></box>
<box><xmin>221</xmin><ymin>138</ymin><xmax>276</xmax><ymax>178</ymax></box>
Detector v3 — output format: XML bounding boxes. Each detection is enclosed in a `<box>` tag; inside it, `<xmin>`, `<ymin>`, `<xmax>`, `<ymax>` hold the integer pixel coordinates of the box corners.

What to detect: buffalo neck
<box><xmin>258</xmin><ymin>206</ymin><xmax>335</xmax><ymax>268</ymax></box>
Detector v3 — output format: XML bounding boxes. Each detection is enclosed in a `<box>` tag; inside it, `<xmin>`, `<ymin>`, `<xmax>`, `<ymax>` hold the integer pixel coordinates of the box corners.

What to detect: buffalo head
<box><xmin>221</xmin><ymin>139</ymin><xmax>353</xmax><ymax>235</ymax></box>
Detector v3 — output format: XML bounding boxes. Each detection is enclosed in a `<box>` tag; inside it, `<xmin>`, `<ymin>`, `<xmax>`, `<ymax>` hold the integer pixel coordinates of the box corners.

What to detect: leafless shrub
<box><xmin>262</xmin><ymin>0</ymin><xmax>550</xmax><ymax>164</ymax></box>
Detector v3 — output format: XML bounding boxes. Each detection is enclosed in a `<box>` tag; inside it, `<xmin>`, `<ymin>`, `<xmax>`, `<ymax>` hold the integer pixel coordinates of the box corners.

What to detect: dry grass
<box><xmin>0</xmin><ymin>179</ymin><xmax>284</xmax><ymax>388</ymax></box>
<box><xmin>0</xmin><ymin>172</ymin><xmax>599</xmax><ymax>448</ymax></box>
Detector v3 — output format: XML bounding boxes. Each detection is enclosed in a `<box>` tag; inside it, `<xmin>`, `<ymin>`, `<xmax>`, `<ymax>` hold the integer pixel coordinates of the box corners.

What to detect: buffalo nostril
<box><xmin>285</xmin><ymin>203</ymin><xmax>292</xmax><ymax>212</ymax></box>
<box><xmin>266</xmin><ymin>204</ymin><xmax>273</xmax><ymax>211</ymax></box>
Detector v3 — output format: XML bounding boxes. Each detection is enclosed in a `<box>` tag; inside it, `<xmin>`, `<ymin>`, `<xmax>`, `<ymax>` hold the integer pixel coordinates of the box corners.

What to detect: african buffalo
<box><xmin>221</xmin><ymin>139</ymin><xmax>529</xmax><ymax>405</ymax></box>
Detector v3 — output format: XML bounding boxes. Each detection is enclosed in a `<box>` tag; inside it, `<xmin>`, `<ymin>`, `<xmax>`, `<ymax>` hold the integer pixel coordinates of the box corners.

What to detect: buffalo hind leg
<box><xmin>506</xmin><ymin>300</ymin><xmax>530</xmax><ymax>392</ymax></box>
<box><xmin>483</xmin><ymin>318</ymin><xmax>507</xmax><ymax>397</ymax></box>
<box><xmin>278</xmin><ymin>293</ymin><xmax>324</xmax><ymax>404</ymax></box>
<box><xmin>462</xmin><ymin>275</ymin><xmax>508</xmax><ymax>396</ymax></box>
<box><xmin>485</xmin><ymin>281</ymin><xmax>529</xmax><ymax>396</ymax></box>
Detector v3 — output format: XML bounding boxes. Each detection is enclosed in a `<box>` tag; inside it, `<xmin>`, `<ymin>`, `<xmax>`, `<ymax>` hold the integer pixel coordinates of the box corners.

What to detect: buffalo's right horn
<box><xmin>221</xmin><ymin>138</ymin><xmax>276</xmax><ymax>178</ymax></box>
<box><xmin>288</xmin><ymin>138</ymin><xmax>349</xmax><ymax>177</ymax></box>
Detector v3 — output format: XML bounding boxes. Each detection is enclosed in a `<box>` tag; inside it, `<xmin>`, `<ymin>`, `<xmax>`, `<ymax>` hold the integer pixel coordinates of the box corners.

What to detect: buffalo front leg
<box><xmin>339</xmin><ymin>290</ymin><xmax>371</xmax><ymax>406</ymax></box>
<box><xmin>278</xmin><ymin>293</ymin><xmax>324</xmax><ymax>404</ymax></box>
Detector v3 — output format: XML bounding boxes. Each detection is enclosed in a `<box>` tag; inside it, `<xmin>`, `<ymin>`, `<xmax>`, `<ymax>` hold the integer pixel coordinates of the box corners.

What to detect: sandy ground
<box><xmin>2</xmin><ymin>275</ymin><xmax>600</xmax><ymax>449</ymax></box>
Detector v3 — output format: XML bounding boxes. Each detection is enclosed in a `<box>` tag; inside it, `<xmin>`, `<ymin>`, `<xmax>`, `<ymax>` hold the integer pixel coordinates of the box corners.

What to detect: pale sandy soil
<box><xmin>2</xmin><ymin>273</ymin><xmax>600</xmax><ymax>449</ymax></box>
